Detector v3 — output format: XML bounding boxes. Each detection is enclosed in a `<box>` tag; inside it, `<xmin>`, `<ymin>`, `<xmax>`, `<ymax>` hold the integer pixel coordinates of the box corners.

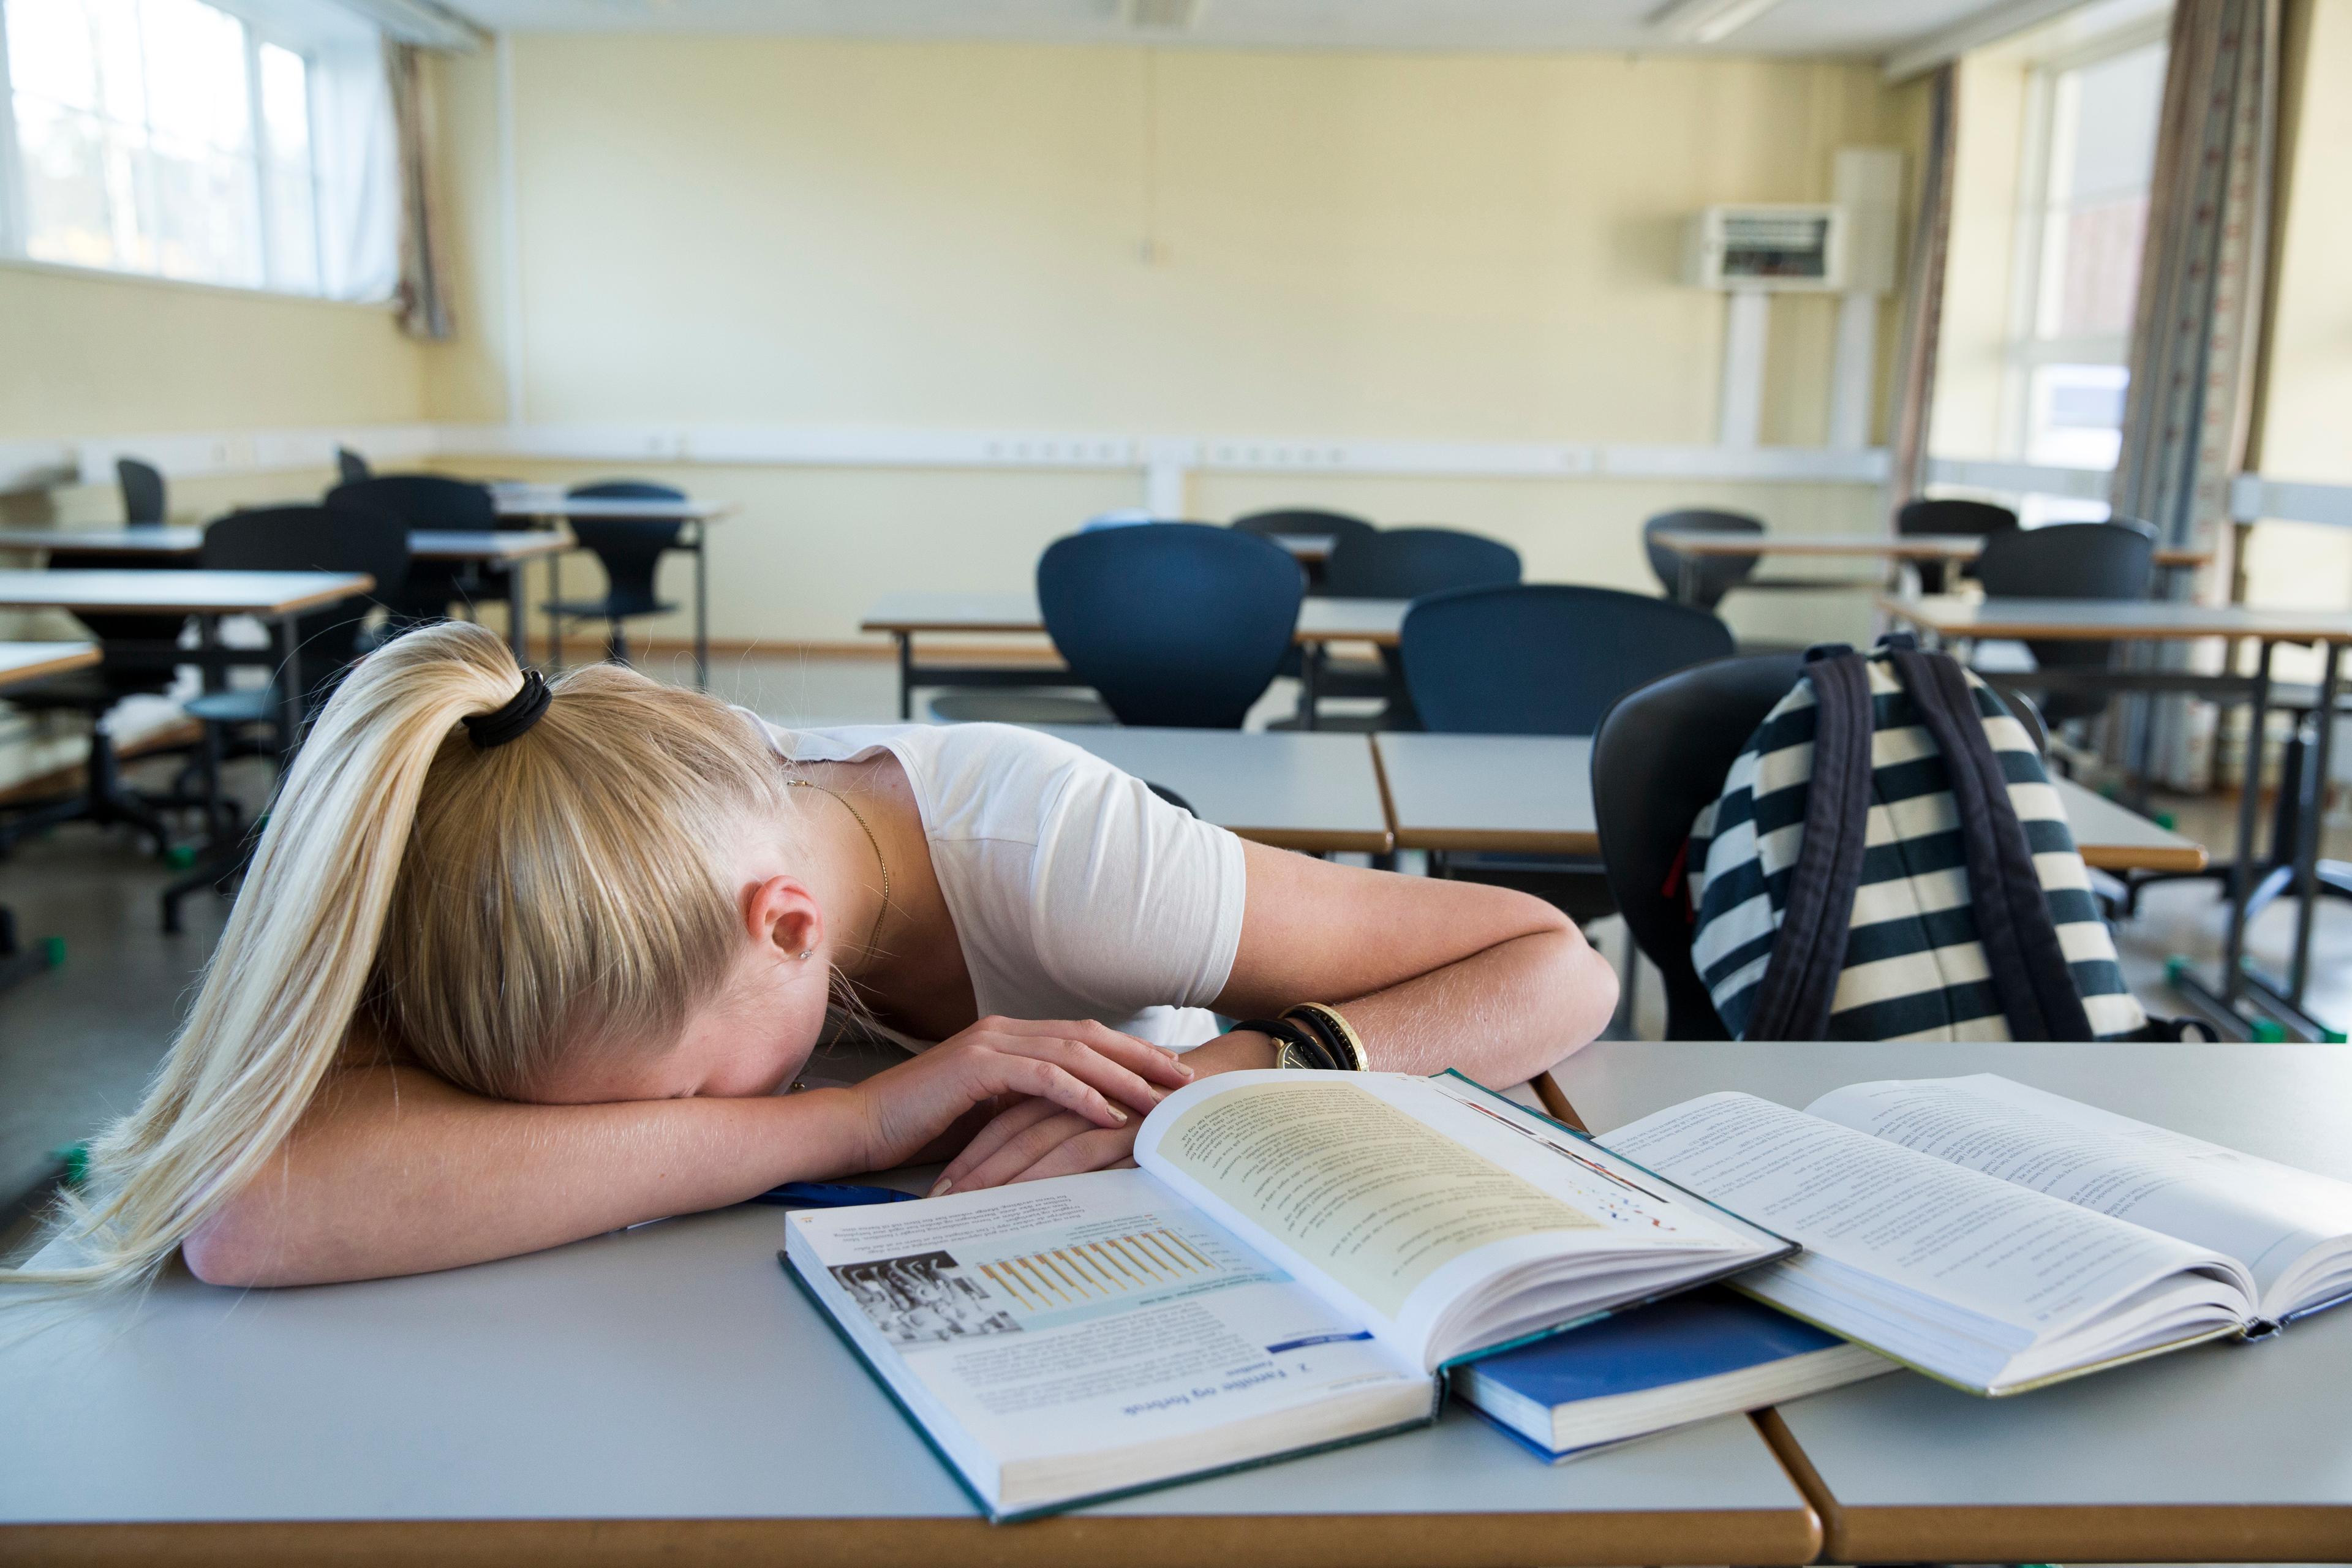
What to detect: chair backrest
<box><xmin>1321</xmin><ymin>526</ymin><xmax>1520</xmax><ymax>601</ymax></box>
<box><xmin>1894</xmin><ymin>497</ymin><xmax>2019</xmax><ymax>539</ymax></box>
<box><xmin>117</xmin><ymin>457</ymin><xmax>166</xmax><ymax>524</ymax></box>
<box><xmin>1037</xmin><ymin>522</ymin><xmax>1303</xmax><ymax>728</ymax></box>
<box><xmin>202</xmin><ymin>505</ymin><xmax>411</xmax><ymax>702</ymax></box>
<box><xmin>566</xmin><ymin>481</ymin><xmax>688</xmax><ymax>606</ymax></box>
<box><xmin>327</xmin><ymin>474</ymin><xmax>497</xmax><ymax>531</ymax></box>
<box><xmin>1593</xmin><ymin>652</ymin><xmax>1806</xmax><ymax>1039</ymax></box>
<box><xmin>1229</xmin><ymin>509</ymin><xmax>1378</xmax><ymax>553</ymax></box>
<box><xmin>336</xmin><ymin>447</ymin><xmax>372</xmax><ymax>483</ymax></box>
<box><xmin>1976</xmin><ymin>519</ymin><xmax>2157</xmax><ymax>679</ymax></box>
<box><xmin>1401</xmin><ymin>584</ymin><xmax>1736</xmax><ymax>736</ymax></box>
<box><xmin>1641</xmin><ymin>509</ymin><xmax>1763</xmax><ymax>610</ymax></box>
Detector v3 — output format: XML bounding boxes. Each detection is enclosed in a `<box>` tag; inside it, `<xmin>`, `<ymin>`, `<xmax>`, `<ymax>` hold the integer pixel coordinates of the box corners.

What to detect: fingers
<box><xmin>972</xmin><ymin>1017</ymin><xmax>1196</xmax><ymax>1094</ymax></box>
<box><xmin>948</xmin><ymin>1109</ymin><xmax>1129</xmax><ymax>1193</ymax></box>
<box><xmin>974</xmin><ymin>1029</ymin><xmax>1165</xmax><ymax>1118</ymax></box>
<box><xmin>936</xmin><ymin>1096</ymin><xmax>1066</xmax><ymax>1191</ymax></box>
<box><xmin>987</xmin><ymin>1055</ymin><xmax>1132</xmax><ymax>1132</ymax></box>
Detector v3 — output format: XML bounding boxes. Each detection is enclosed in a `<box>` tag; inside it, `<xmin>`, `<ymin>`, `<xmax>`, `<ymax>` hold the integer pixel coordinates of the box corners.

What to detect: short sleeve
<box><xmin>1024</xmin><ymin>750</ymin><xmax>1248</xmax><ymax>1014</ymax></box>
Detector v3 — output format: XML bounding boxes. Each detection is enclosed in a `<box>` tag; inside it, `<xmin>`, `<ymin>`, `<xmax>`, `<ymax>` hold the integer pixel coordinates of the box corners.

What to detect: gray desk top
<box><xmin>491</xmin><ymin>488</ymin><xmax>734</xmax><ymax>522</ymax></box>
<box><xmin>1656</xmin><ymin>532</ymin><xmax>2208</xmax><ymax>568</ymax></box>
<box><xmin>0</xmin><ymin>641</ymin><xmax>99</xmax><ymax>689</ymax></box>
<box><xmin>0</xmin><ymin>526</ymin><xmax>203</xmax><ymax>554</ymax></box>
<box><xmin>1033</xmin><ymin>726</ymin><xmax>1392</xmax><ymax>852</ymax></box>
<box><xmin>1371</xmin><ymin>733</ymin><xmax>2199</xmax><ymax>872</ymax></box>
<box><xmin>409</xmin><ymin>529</ymin><xmax>573</xmax><ymax>562</ymax></box>
<box><xmin>861</xmin><ymin>592</ymin><xmax>1408</xmax><ymax>646</ymax></box>
<box><xmin>0</xmin><ymin>570</ymin><xmax>374</xmax><ymax>617</ymax></box>
<box><xmin>1551</xmin><ymin>1040</ymin><xmax>2352</xmax><ymax>1562</ymax></box>
<box><xmin>1885</xmin><ymin>594</ymin><xmax>2352</xmax><ymax>644</ymax></box>
<box><xmin>0</xmin><ymin>1187</ymin><xmax>1815</xmax><ymax>1562</ymax></box>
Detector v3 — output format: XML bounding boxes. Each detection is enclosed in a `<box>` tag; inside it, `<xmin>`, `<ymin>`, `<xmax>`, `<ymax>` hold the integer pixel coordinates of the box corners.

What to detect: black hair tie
<box><xmin>462</xmin><ymin>669</ymin><xmax>552</xmax><ymax>749</ymax></box>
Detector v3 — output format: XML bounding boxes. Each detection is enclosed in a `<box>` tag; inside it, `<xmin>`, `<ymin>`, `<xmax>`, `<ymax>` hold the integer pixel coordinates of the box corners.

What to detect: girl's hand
<box><xmin>845</xmin><ymin>1016</ymin><xmax>1191</xmax><ymax>1174</ymax></box>
<box><xmin>932</xmin><ymin>1097</ymin><xmax>1145</xmax><ymax>1194</ymax></box>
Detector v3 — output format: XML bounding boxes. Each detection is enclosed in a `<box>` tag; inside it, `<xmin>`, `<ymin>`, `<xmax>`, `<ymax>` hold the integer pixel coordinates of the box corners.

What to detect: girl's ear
<box><xmin>745</xmin><ymin>875</ymin><xmax>824</xmax><ymax>962</ymax></box>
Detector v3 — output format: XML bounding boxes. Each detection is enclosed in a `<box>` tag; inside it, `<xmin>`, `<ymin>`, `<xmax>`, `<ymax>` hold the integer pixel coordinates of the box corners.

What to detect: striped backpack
<box><xmin>1686</xmin><ymin>636</ymin><xmax>2148</xmax><ymax>1042</ymax></box>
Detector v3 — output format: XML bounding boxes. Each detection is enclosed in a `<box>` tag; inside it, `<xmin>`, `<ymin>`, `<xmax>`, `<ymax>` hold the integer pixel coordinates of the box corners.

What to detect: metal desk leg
<box><xmin>693</xmin><ymin>528</ymin><xmax>709</xmax><ymax>692</ymax></box>
<box><xmin>546</xmin><ymin>552</ymin><xmax>565</xmax><ymax>675</ymax></box>
<box><xmin>272</xmin><ymin>616</ymin><xmax>306</xmax><ymax>764</ymax></box>
<box><xmin>1298</xmin><ymin>643</ymin><xmax>1322</xmax><ymax>731</ymax></box>
<box><xmin>896</xmin><ymin>633</ymin><xmax>914</xmax><ymax>722</ymax></box>
<box><xmin>506</xmin><ymin>560</ymin><xmax>529</xmax><ymax>664</ymax></box>
<box><xmin>2288</xmin><ymin>640</ymin><xmax>2342</xmax><ymax>1006</ymax></box>
<box><xmin>2220</xmin><ymin>639</ymin><xmax>2274</xmax><ymax>1008</ymax></box>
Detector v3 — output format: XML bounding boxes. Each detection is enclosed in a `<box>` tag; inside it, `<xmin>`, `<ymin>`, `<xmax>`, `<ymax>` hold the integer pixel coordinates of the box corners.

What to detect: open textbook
<box><xmin>782</xmin><ymin>1069</ymin><xmax>1791</xmax><ymax>1519</ymax></box>
<box><xmin>1597</xmin><ymin>1073</ymin><xmax>2352</xmax><ymax>1396</ymax></box>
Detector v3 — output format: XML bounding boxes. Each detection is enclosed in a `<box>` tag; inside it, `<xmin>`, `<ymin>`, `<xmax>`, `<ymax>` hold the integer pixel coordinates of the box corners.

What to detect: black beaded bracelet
<box><xmin>1282</xmin><ymin>1003</ymin><xmax>1368</xmax><ymax>1071</ymax></box>
<box><xmin>1229</xmin><ymin>1017</ymin><xmax>1337</xmax><ymax>1071</ymax></box>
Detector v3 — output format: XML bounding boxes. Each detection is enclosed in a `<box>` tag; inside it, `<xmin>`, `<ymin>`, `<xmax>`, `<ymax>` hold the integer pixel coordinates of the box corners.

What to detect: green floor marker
<box><xmin>2155</xmin><ymin>811</ymin><xmax>2177</xmax><ymax>831</ymax></box>
<box><xmin>163</xmin><ymin>844</ymin><xmax>196</xmax><ymax>870</ymax></box>
<box><xmin>40</xmin><ymin>935</ymin><xmax>64</xmax><ymax>968</ymax></box>
<box><xmin>2164</xmin><ymin>956</ymin><xmax>2188</xmax><ymax>986</ymax></box>
<box><xmin>50</xmin><ymin>1142</ymin><xmax>90</xmax><ymax>1187</ymax></box>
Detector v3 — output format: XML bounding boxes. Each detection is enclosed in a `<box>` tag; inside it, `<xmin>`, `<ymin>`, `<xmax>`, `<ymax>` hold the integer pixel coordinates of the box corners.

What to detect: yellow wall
<box><xmin>416</xmin><ymin>36</ymin><xmax>1924</xmax><ymax>641</ymax></box>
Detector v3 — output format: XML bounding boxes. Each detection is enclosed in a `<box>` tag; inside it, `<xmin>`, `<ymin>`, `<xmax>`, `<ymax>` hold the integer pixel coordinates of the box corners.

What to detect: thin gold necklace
<box><xmin>786</xmin><ymin>777</ymin><xmax>891</xmax><ymax>964</ymax></box>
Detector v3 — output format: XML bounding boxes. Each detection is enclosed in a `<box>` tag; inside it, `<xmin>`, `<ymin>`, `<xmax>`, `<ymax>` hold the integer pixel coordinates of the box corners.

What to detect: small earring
<box><xmin>797</xmin><ymin>949</ymin><xmax>815</xmax><ymax>961</ymax></box>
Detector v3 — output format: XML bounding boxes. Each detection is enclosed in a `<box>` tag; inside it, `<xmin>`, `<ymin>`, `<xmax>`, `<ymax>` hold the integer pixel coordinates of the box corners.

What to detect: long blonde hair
<box><xmin>7</xmin><ymin>621</ymin><xmax>797</xmax><ymax>1293</ymax></box>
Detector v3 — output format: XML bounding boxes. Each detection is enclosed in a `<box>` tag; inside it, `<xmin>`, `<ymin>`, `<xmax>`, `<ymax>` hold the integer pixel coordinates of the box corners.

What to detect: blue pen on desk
<box><xmin>750</xmin><ymin>1180</ymin><xmax>921</xmax><ymax>1208</ymax></box>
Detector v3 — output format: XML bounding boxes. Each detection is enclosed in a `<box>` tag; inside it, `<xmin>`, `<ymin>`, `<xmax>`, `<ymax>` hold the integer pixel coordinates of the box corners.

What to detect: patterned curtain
<box><xmin>387</xmin><ymin>41</ymin><xmax>456</xmax><ymax>342</ymax></box>
<box><xmin>2113</xmin><ymin>0</ymin><xmax>2278</xmax><ymax>547</ymax></box>
<box><xmin>2109</xmin><ymin>0</ymin><xmax>2279</xmax><ymax>783</ymax></box>
<box><xmin>1888</xmin><ymin>65</ymin><xmax>1958</xmax><ymax>508</ymax></box>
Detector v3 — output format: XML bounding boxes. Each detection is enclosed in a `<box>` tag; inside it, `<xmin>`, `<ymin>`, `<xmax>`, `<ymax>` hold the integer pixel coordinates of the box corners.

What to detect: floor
<box><xmin>3</xmin><ymin>647</ymin><xmax>2346</xmax><ymax>1238</ymax></box>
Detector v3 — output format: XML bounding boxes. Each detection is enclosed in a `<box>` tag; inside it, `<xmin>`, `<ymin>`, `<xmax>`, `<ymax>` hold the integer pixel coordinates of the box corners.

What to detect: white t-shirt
<box><xmin>752</xmin><ymin>720</ymin><xmax>1248</xmax><ymax>1052</ymax></box>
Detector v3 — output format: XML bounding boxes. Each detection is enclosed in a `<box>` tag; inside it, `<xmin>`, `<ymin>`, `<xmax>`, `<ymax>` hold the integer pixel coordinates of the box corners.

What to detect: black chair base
<box><xmin>0</xmin><ymin>722</ymin><xmax>195</xmax><ymax>858</ymax></box>
<box><xmin>0</xmin><ymin>905</ymin><xmax>63</xmax><ymax>995</ymax></box>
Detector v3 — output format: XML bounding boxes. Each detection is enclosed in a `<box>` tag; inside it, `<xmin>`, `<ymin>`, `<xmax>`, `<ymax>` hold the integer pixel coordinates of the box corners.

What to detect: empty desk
<box><xmin>1031</xmin><ymin>726</ymin><xmax>1392</xmax><ymax>853</ymax></box>
<box><xmin>1885</xmin><ymin>592</ymin><xmax>2352</xmax><ymax>1036</ymax></box>
<box><xmin>861</xmin><ymin>592</ymin><xmax>1409</xmax><ymax>722</ymax></box>
<box><xmin>0</xmin><ymin>526</ymin><xmax>205</xmax><ymax>559</ymax></box>
<box><xmin>1647</xmin><ymin>532</ymin><xmax>2212</xmax><ymax>605</ymax></box>
<box><xmin>1550</xmin><ymin>1039</ymin><xmax>2352</xmax><ymax>1564</ymax></box>
<box><xmin>492</xmin><ymin>488</ymin><xmax>735</xmax><ymax>688</ymax></box>
<box><xmin>0</xmin><ymin>641</ymin><xmax>100</xmax><ymax>992</ymax></box>
<box><xmin>1371</xmin><ymin>731</ymin><xmax>2204</xmax><ymax>872</ymax></box>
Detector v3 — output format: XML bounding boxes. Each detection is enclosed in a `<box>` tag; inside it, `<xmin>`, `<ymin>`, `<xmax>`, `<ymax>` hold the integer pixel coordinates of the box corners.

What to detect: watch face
<box><xmin>1276</xmin><ymin>1040</ymin><xmax>1315</xmax><ymax>1071</ymax></box>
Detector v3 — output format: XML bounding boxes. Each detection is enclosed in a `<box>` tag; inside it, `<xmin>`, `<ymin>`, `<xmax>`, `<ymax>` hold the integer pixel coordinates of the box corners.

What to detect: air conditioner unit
<box><xmin>1687</xmin><ymin>205</ymin><xmax>1847</xmax><ymax>291</ymax></box>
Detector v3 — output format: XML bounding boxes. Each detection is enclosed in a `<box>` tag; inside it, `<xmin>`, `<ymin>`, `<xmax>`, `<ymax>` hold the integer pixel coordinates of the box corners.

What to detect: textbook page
<box><xmin>1596</xmin><ymin>1093</ymin><xmax>2253</xmax><ymax>1387</ymax></box>
<box><xmin>785</xmin><ymin>1167</ymin><xmax>1429</xmax><ymax>1513</ymax></box>
<box><xmin>1136</xmin><ymin>1072</ymin><xmax>1779</xmax><ymax>1370</ymax></box>
<box><xmin>1807</xmin><ymin>1074</ymin><xmax>2352</xmax><ymax>1317</ymax></box>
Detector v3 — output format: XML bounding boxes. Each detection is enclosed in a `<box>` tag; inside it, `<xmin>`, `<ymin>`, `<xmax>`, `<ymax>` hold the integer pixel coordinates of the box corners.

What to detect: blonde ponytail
<box><xmin>6</xmin><ymin>621</ymin><xmax>796</xmax><ymax>1295</ymax></box>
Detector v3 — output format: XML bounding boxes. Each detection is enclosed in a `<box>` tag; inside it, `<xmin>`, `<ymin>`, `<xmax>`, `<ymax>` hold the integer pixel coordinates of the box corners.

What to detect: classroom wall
<box><xmin>424</xmin><ymin>37</ymin><xmax>1928</xmax><ymax>644</ymax></box>
<box><xmin>1928</xmin><ymin>43</ymin><xmax>2032</xmax><ymax>461</ymax></box>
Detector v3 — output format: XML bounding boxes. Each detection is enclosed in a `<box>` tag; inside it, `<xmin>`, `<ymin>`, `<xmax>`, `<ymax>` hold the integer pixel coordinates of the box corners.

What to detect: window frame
<box><xmin>0</xmin><ymin>0</ymin><xmax>333</xmax><ymax>298</ymax></box>
<box><xmin>1996</xmin><ymin>15</ymin><xmax>2173</xmax><ymax>466</ymax></box>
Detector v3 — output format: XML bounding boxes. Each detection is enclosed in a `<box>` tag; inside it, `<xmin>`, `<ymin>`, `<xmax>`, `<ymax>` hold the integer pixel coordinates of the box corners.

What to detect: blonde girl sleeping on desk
<box><xmin>10</xmin><ymin>621</ymin><xmax>1614</xmax><ymax>1294</ymax></box>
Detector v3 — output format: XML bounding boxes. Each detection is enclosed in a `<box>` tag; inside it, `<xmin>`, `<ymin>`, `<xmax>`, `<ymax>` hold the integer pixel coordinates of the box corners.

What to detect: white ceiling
<box><xmin>424</xmin><ymin>0</ymin><xmax>2045</xmax><ymax>62</ymax></box>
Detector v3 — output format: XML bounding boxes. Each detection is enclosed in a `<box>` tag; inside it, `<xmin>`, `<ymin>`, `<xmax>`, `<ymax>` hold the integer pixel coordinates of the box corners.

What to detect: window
<box><xmin>0</xmin><ymin>0</ymin><xmax>386</xmax><ymax>297</ymax></box>
<box><xmin>2005</xmin><ymin>32</ymin><xmax>2168</xmax><ymax>515</ymax></box>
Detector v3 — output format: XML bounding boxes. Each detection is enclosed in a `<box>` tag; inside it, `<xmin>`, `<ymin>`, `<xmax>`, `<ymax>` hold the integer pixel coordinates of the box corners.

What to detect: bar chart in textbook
<box><xmin>975</xmin><ymin>1228</ymin><xmax>1226</xmax><ymax>1311</ymax></box>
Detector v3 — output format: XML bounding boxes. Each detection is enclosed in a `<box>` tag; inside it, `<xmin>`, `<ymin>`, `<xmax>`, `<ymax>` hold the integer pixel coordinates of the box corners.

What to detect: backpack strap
<box><xmin>1743</xmin><ymin>645</ymin><xmax>1874</xmax><ymax>1041</ymax></box>
<box><xmin>1882</xmin><ymin>642</ymin><xmax>2095</xmax><ymax>1042</ymax></box>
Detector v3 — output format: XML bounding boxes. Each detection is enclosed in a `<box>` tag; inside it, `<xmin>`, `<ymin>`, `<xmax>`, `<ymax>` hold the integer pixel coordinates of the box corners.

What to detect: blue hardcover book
<box><xmin>1450</xmin><ymin>1288</ymin><xmax>1894</xmax><ymax>1463</ymax></box>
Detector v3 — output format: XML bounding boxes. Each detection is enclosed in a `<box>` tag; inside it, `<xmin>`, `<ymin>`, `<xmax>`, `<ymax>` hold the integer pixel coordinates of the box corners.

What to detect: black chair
<box><xmin>1403</xmin><ymin>585</ymin><xmax>1736</xmax><ymax>1023</ymax></box>
<box><xmin>539</xmin><ymin>481</ymin><xmax>689</xmax><ymax>666</ymax></box>
<box><xmin>1038</xmin><ymin>523</ymin><xmax>1302</xmax><ymax>728</ymax></box>
<box><xmin>161</xmin><ymin>506</ymin><xmax>409</xmax><ymax>932</ymax></box>
<box><xmin>1316</xmin><ymin>527</ymin><xmax>1520</xmax><ymax>729</ymax></box>
<box><xmin>118</xmin><ymin>457</ymin><xmax>165</xmax><ymax>524</ymax></box>
<box><xmin>1642</xmin><ymin>508</ymin><xmax>1861</xmax><ymax>616</ymax></box>
<box><xmin>1897</xmin><ymin>497</ymin><xmax>2019</xmax><ymax>594</ymax></box>
<box><xmin>1401</xmin><ymin>584</ymin><xmax>1736</xmax><ymax>737</ymax></box>
<box><xmin>1972</xmin><ymin>519</ymin><xmax>2156</xmax><ymax>726</ymax></box>
<box><xmin>327</xmin><ymin>475</ymin><xmax>500</xmax><ymax>624</ymax></box>
<box><xmin>336</xmin><ymin>447</ymin><xmax>372</xmax><ymax>484</ymax></box>
<box><xmin>1593</xmin><ymin>654</ymin><xmax>1806</xmax><ymax>1038</ymax></box>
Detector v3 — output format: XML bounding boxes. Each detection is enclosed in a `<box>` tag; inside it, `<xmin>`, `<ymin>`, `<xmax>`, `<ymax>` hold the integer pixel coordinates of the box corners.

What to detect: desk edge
<box><xmin>0</xmin><ymin>1504</ymin><xmax>1824</xmax><ymax>1568</ymax></box>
